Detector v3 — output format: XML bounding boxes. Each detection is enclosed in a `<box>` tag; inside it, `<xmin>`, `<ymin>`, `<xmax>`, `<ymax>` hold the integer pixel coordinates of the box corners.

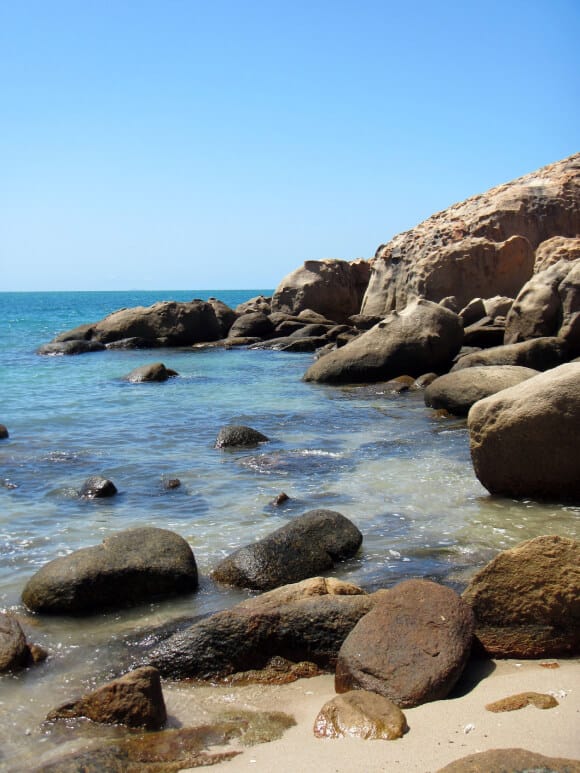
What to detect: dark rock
<box><xmin>0</xmin><ymin>614</ymin><xmax>29</xmax><ymax>672</ymax></box>
<box><xmin>47</xmin><ymin>666</ymin><xmax>167</xmax><ymax>730</ymax></box>
<box><xmin>313</xmin><ymin>690</ymin><xmax>408</xmax><ymax>740</ymax></box>
<box><xmin>211</xmin><ymin>509</ymin><xmax>362</xmax><ymax>591</ymax></box>
<box><xmin>459</xmin><ymin>298</ymin><xmax>486</xmax><ymax>326</ymax></box>
<box><xmin>462</xmin><ymin>318</ymin><xmax>506</xmax><ymax>348</ymax></box>
<box><xmin>207</xmin><ymin>297</ymin><xmax>238</xmax><ymax>337</ymax></box>
<box><xmin>79</xmin><ymin>476</ymin><xmax>118</xmax><ymax>498</ymax></box>
<box><xmin>22</xmin><ymin>527</ymin><xmax>198</xmax><ymax>615</ymax></box>
<box><xmin>146</xmin><ymin>576</ymin><xmax>375</xmax><ymax>680</ymax></box>
<box><xmin>288</xmin><ymin>323</ymin><xmax>331</xmax><ymax>338</ymax></box>
<box><xmin>436</xmin><ymin>748</ymin><xmax>580</xmax><ymax>772</ymax></box>
<box><xmin>123</xmin><ymin>362</ymin><xmax>178</xmax><ymax>383</ymax></box>
<box><xmin>227</xmin><ymin>311</ymin><xmax>274</xmax><ymax>339</ymax></box>
<box><xmin>462</xmin><ymin>535</ymin><xmax>580</xmax><ymax>657</ymax></box>
<box><xmin>214</xmin><ymin>424</ymin><xmax>269</xmax><ymax>448</ymax></box>
<box><xmin>383</xmin><ymin>375</ymin><xmax>415</xmax><ymax>393</ymax></box>
<box><xmin>304</xmin><ymin>299</ymin><xmax>463</xmax><ymax>384</ymax></box>
<box><xmin>483</xmin><ymin>295</ymin><xmax>514</xmax><ymax>319</ymax></box>
<box><xmin>348</xmin><ymin>313</ymin><xmax>384</xmax><ymax>330</ymax></box>
<box><xmin>274</xmin><ymin>320</ymin><xmax>308</xmax><ymax>335</ymax></box>
<box><xmin>162</xmin><ymin>477</ymin><xmax>181</xmax><ymax>490</ymax></box>
<box><xmin>451</xmin><ymin>336</ymin><xmax>569</xmax><ymax>371</ymax></box>
<box><xmin>413</xmin><ymin>372</ymin><xmax>438</xmax><ymax>388</ymax></box>
<box><xmin>105</xmin><ymin>336</ymin><xmax>161</xmax><ymax>350</ymax></box>
<box><xmin>270</xmin><ymin>492</ymin><xmax>289</xmax><ymax>506</ymax></box>
<box><xmin>37</xmin><ymin>340</ymin><xmax>106</xmax><ymax>355</ymax></box>
<box><xmin>0</xmin><ymin>424</ymin><xmax>8</xmax><ymax>439</ymax></box>
<box><xmin>467</xmin><ymin>363</ymin><xmax>580</xmax><ymax>501</ymax></box>
<box><xmin>335</xmin><ymin>579</ymin><xmax>474</xmax><ymax>707</ymax></box>
<box><xmin>424</xmin><ymin>366</ymin><xmax>538</xmax><ymax>416</ymax></box>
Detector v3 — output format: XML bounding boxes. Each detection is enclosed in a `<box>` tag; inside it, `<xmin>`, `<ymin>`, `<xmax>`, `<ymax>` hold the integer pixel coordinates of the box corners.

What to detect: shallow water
<box><xmin>0</xmin><ymin>291</ymin><xmax>578</xmax><ymax>770</ymax></box>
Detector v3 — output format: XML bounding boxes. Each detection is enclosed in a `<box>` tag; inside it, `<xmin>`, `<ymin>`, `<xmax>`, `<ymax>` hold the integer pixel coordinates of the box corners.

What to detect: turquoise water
<box><xmin>0</xmin><ymin>290</ymin><xmax>578</xmax><ymax>769</ymax></box>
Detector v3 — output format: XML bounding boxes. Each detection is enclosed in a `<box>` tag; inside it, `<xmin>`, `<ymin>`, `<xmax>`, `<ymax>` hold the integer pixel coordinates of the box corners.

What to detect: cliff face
<box><xmin>362</xmin><ymin>154</ymin><xmax>580</xmax><ymax>315</ymax></box>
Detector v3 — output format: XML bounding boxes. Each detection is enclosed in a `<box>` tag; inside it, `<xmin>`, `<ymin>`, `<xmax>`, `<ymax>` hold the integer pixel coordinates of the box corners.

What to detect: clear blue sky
<box><xmin>1</xmin><ymin>0</ymin><xmax>578</xmax><ymax>291</ymax></box>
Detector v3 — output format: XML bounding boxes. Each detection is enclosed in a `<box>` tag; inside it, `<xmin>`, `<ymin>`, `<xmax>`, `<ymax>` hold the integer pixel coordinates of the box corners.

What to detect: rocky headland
<box><xmin>6</xmin><ymin>153</ymin><xmax>580</xmax><ymax>770</ymax></box>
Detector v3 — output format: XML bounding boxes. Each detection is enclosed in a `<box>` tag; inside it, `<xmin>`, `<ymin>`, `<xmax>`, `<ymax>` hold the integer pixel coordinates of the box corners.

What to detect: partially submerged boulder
<box><xmin>212</xmin><ymin>509</ymin><xmax>362</xmax><ymax>590</ymax></box>
<box><xmin>335</xmin><ymin>579</ymin><xmax>474</xmax><ymax>707</ymax></box>
<box><xmin>467</xmin><ymin>363</ymin><xmax>580</xmax><ymax>501</ymax></box>
<box><xmin>123</xmin><ymin>362</ymin><xmax>178</xmax><ymax>383</ymax></box>
<box><xmin>79</xmin><ymin>476</ymin><xmax>118</xmax><ymax>498</ymax></box>
<box><xmin>313</xmin><ymin>691</ymin><xmax>407</xmax><ymax>740</ymax></box>
<box><xmin>47</xmin><ymin>666</ymin><xmax>167</xmax><ymax>730</ymax></box>
<box><xmin>462</xmin><ymin>535</ymin><xmax>580</xmax><ymax>657</ymax></box>
<box><xmin>22</xmin><ymin>527</ymin><xmax>198</xmax><ymax>614</ymax></box>
<box><xmin>146</xmin><ymin>577</ymin><xmax>375</xmax><ymax>680</ymax></box>
<box><xmin>0</xmin><ymin>614</ymin><xmax>46</xmax><ymax>672</ymax></box>
<box><xmin>271</xmin><ymin>259</ymin><xmax>370</xmax><ymax>323</ymax></box>
<box><xmin>424</xmin><ymin>366</ymin><xmax>538</xmax><ymax>416</ymax></box>
<box><xmin>214</xmin><ymin>424</ymin><xmax>269</xmax><ymax>448</ymax></box>
<box><xmin>303</xmin><ymin>299</ymin><xmax>463</xmax><ymax>384</ymax></box>
<box><xmin>0</xmin><ymin>424</ymin><xmax>8</xmax><ymax>439</ymax></box>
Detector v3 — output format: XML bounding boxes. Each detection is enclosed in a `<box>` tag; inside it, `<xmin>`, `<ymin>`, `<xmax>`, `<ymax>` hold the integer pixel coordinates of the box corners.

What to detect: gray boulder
<box><xmin>468</xmin><ymin>363</ymin><xmax>580</xmax><ymax>501</ymax></box>
<box><xmin>451</xmin><ymin>336</ymin><xmax>569</xmax><ymax>372</ymax></box>
<box><xmin>22</xmin><ymin>527</ymin><xmax>198</xmax><ymax>614</ymax></box>
<box><xmin>214</xmin><ymin>425</ymin><xmax>269</xmax><ymax>448</ymax></box>
<box><xmin>211</xmin><ymin>509</ymin><xmax>362</xmax><ymax>591</ymax></box>
<box><xmin>146</xmin><ymin>577</ymin><xmax>375</xmax><ymax>679</ymax></box>
<box><xmin>123</xmin><ymin>362</ymin><xmax>178</xmax><ymax>383</ymax></box>
<box><xmin>424</xmin><ymin>366</ymin><xmax>538</xmax><ymax>416</ymax></box>
<box><xmin>37</xmin><ymin>340</ymin><xmax>106</xmax><ymax>355</ymax></box>
<box><xmin>303</xmin><ymin>299</ymin><xmax>463</xmax><ymax>384</ymax></box>
<box><xmin>335</xmin><ymin>580</ymin><xmax>474</xmax><ymax>707</ymax></box>
<box><xmin>227</xmin><ymin>311</ymin><xmax>274</xmax><ymax>339</ymax></box>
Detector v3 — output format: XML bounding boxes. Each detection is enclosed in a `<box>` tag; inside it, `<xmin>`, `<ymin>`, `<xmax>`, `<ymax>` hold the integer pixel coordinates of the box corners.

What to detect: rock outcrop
<box><xmin>335</xmin><ymin>579</ymin><xmax>474</xmax><ymax>707</ymax></box>
<box><xmin>211</xmin><ymin>509</ymin><xmax>362</xmax><ymax>590</ymax></box>
<box><xmin>271</xmin><ymin>259</ymin><xmax>370</xmax><ymax>323</ymax></box>
<box><xmin>424</xmin><ymin>366</ymin><xmax>538</xmax><ymax>416</ymax></box>
<box><xmin>362</xmin><ymin>154</ymin><xmax>580</xmax><ymax>315</ymax></box>
<box><xmin>47</xmin><ymin>666</ymin><xmax>167</xmax><ymax>730</ymax></box>
<box><xmin>467</xmin><ymin>363</ymin><xmax>580</xmax><ymax>501</ymax></box>
<box><xmin>304</xmin><ymin>299</ymin><xmax>463</xmax><ymax>384</ymax></box>
<box><xmin>462</xmin><ymin>535</ymin><xmax>580</xmax><ymax>658</ymax></box>
<box><xmin>146</xmin><ymin>577</ymin><xmax>376</xmax><ymax>680</ymax></box>
<box><xmin>22</xmin><ymin>527</ymin><xmax>198</xmax><ymax>614</ymax></box>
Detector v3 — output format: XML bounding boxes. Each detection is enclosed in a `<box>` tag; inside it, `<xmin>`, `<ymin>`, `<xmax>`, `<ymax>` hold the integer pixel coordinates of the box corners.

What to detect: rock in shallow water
<box><xmin>123</xmin><ymin>362</ymin><xmax>178</xmax><ymax>383</ymax></box>
<box><xmin>79</xmin><ymin>476</ymin><xmax>118</xmax><ymax>498</ymax></box>
<box><xmin>214</xmin><ymin>424</ymin><xmax>270</xmax><ymax>448</ymax></box>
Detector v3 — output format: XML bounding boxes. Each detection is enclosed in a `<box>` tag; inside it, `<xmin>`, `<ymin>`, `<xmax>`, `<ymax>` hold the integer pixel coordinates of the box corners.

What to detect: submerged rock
<box><xmin>0</xmin><ymin>423</ymin><xmax>8</xmax><ymax>439</ymax></box>
<box><xmin>214</xmin><ymin>424</ymin><xmax>270</xmax><ymax>448</ymax></box>
<box><xmin>211</xmin><ymin>509</ymin><xmax>362</xmax><ymax>591</ymax></box>
<box><xmin>22</xmin><ymin>527</ymin><xmax>198</xmax><ymax>615</ymax></box>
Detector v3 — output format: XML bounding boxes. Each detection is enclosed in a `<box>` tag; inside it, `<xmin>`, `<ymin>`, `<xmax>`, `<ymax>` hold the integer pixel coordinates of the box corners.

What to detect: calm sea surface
<box><xmin>1</xmin><ymin>290</ymin><xmax>578</xmax><ymax>769</ymax></box>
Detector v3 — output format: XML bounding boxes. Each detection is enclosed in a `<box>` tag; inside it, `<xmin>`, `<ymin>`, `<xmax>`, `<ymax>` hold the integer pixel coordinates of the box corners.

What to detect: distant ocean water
<box><xmin>1</xmin><ymin>290</ymin><xmax>578</xmax><ymax>769</ymax></box>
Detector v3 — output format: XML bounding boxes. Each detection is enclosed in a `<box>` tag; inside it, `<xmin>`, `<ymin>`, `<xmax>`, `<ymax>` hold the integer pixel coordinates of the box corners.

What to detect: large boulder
<box><xmin>467</xmin><ymin>363</ymin><xmax>580</xmax><ymax>501</ymax></box>
<box><xmin>227</xmin><ymin>311</ymin><xmax>274</xmax><ymax>339</ymax></box>
<box><xmin>22</xmin><ymin>527</ymin><xmax>198</xmax><ymax>614</ymax></box>
<box><xmin>47</xmin><ymin>666</ymin><xmax>167</xmax><ymax>730</ymax></box>
<box><xmin>335</xmin><ymin>580</ymin><xmax>474</xmax><ymax>707</ymax></box>
<box><xmin>534</xmin><ymin>235</ymin><xmax>580</xmax><ymax>272</ymax></box>
<box><xmin>123</xmin><ymin>362</ymin><xmax>178</xmax><ymax>383</ymax></box>
<box><xmin>271</xmin><ymin>259</ymin><xmax>371</xmax><ymax>324</ymax></box>
<box><xmin>146</xmin><ymin>577</ymin><xmax>376</xmax><ymax>680</ymax></box>
<box><xmin>45</xmin><ymin>300</ymin><xmax>223</xmax><ymax>349</ymax></box>
<box><xmin>211</xmin><ymin>509</ymin><xmax>362</xmax><ymax>590</ymax></box>
<box><xmin>462</xmin><ymin>536</ymin><xmax>580</xmax><ymax>658</ymax></box>
<box><xmin>504</xmin><ymin>258</ymin><xmax>580</xmax><ymax>354</ymax></box>
<box><xmin>424</xmin><ymin>366</ymin><xmax>538</xmax><ymax>416</ymax></box>
<box><xmin>451</xmin><ymin>336</ymin><xmax>569</xmax><ymax>372</ymax></box>
<box><xmin>362</xmin><ymin>154</ymin><xmax>580</xmax><ymax>315</ymax></box>
<box><xmin>303</xmin><ymin>299</ymin><xmax>463</xmax><ymax>384</ymax></box>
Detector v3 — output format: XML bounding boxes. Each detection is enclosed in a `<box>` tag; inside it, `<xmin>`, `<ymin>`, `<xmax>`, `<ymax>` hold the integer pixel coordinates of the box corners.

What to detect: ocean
<box><xmin>1</xmin><ymin>290</ymin><xmax>578</xmax><ymax>769</ymax></box>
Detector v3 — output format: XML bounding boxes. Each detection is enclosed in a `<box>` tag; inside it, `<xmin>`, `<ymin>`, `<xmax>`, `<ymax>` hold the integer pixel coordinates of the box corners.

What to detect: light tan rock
<box><xmin>313</xmin><ymin>690</ymin><xmax>408</xmax><ymax>739</ymax></box>
<box><xmin>362</xmin><ymin>154</ymin><xmax>580</xmax><ymax>315</ymax></box>
<box><xmin>485</xmin><ymin>691</ymin><xmax>558</xmax><ymax>712</ymax></box>
<box><xmin>534</xmin><ymin>235</ymin><xmax>580</xmax><ymax>272</ymax></box>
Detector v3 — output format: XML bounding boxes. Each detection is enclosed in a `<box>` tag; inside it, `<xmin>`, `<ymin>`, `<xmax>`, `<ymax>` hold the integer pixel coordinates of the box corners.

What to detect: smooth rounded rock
<box><xmin>214</xmin><ymin>424</ymin><xmax>269</xmax><ymax>448</ymax></box>
<box><xmin>313</xmin><ymin>690</ymin><xmax>407</xmax><ymax>740</ymax></box>
<box><xmin>0</xmin><ymin>614</ymin><xmax>28</xmax><ymax>672</ymax></box>
<box><xmin>123</xmin><ymin>362</ymin><xmax>178</xmax><ymax>382</ymax></box>
<box><xmin>79</xmin><ymin>476</ymin><xmax>118</xmax><ymax>498</ymax></box>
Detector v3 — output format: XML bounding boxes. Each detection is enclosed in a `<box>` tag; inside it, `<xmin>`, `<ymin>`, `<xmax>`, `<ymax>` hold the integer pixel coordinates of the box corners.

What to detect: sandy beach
<box><xmin>162</xmin><ymin>657</ymin><xmax>580</xmax><ymax>772</ymax></box>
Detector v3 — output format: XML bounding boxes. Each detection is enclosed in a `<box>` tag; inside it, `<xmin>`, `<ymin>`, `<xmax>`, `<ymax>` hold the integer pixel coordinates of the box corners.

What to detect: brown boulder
<box><xmin>0</xmin><ymin>424</ymin><xmax>8</xmax><ymax>439</ymax></box>
<box><xmin>534</xmin><ymin>234</ymin><xmax>580</xmax><ymax>272</ymax></box>
<box><xmin>335</xmin><ymin>579</ymin><xmax>474</xmax><ymax>707</ymax></box>
<box><xmin>313</xmin><ymin>690</ymin><xmax>407</xmax><ymax>740</ymax></box>
<box><xmin>123</xmin><ymin>362</ymin><xmax>178</xmax><ymax>383</ymax></box>
<box><xmin>0</xmin><ymin>614</ymin><xmax>29</xmax><ymax>672</ymax></box>
<box><xmin>467</xmin><ymin>363</ymin><xmax>580</xmax><ymax>501</ymax></box>
<box><xmin>362</xmin><ymin>154</ymin><xmax>580</xmax><ymax>315</ymax></box>
<box><xmin>303</xmin><ymin>299</ymin><xmax>463</xmax><ymax>384</ymax></box>
<box><xmin>47</xmin><ymin>666</ymin><xmax>167</xmax><ymax>730</ymax></box>
<box><xmin>436</xmin><ymin>748</ymin><xmax>580</xmax><ymax>773</ymax></box>
<box><xmin>451</xmin><ymin>336</ymin><xmax>569</xmax><ymax>372</ymax></box>
<box><xmin>462</xmin><ymin>535</ymin><xmax>580</xmax><ymax>658</ymax></box>
<box><xmin>227</xmin><ymin>311</ymin><xmax>274</xmax><ymax>339</ymax></box>
<box><xmin>271</xmin><ymin>259</ymin><xmax>370</xmax><ymax>323</ymax></box>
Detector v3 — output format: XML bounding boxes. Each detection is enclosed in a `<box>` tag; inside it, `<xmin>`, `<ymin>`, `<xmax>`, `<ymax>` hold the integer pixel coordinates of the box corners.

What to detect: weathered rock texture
<box><xmin>313</xmin><ymin>690</ymin><xmax>407</xmax><ymax>740</ymax></box>
<box><xmin>505</xmin><ymin>258</ymin><xmax>580</xmax><ymax>355</ymax></box>
<box><xmin>485</xmin><ymin>691</ymin><xmax>558</xmax><ymax>712</ymax></box>
<box><xmin>452</xmin><ymin>336</ymin><xmax>569</xmax><ymax>372</ymax></box>
<box><xmin>211</xmin><ymin>509</ymin><xmax>362</xmax><ymax>590</ymax></box>
<box><xmin>436</xmin><ymin>748</ymin><xmax>580</xmax><ymax>773</ymax></box>
<box><xmin>147</xmin><ymin>577</ymin><xmax>376</xmax><ymax>680</ymax></box>
<box><xmin>362</xmin><ymin>154</ymin><xmax>580</xmax><ymax>315</ymax></box>
<box><xmin>304</xmin><ymin>299</ymin><xmax>463</xmax><ymax>384</ymax></box>
<box><xmin>424</xmin><ymin>366</ymin><xmax>538</xmax><ymax>416</ymax></box>
<box><xmin>335</xmin><ymin>579</ymin><xmax>474</xmax><ymax>707</ymax></box>
<box><xmin>534</xmin><ymin>235</ymin><xmax>580</xmax><ymax>272</ymax></box>
<box><xmin>0</xmin><ymin>614</ymin><xmax>29</xmax><ymax>672</ymax></box>
<box><xmin>47</xmin><ymin>666</ymin><xmax>167</xmax><ymax>730</ymax></box>
<box><xmin>271</xmin><ymin>259</ymin><xmax>370</xmax><ymax>323</ymax></box>
<box><xmin>214</xmin><ymin>424</ymin><xmax>269</xmax><ymax>448</ymax></box>
<box><xmin>462</xmin><ymin>535</ymin><xmax>580</xmax><ymax>657</ymax></box>
<box><xmin>22</xmin><ymin>527</ymin><xmax>198</xmax><ymax>614</ymax></box>
<box><xmin>467</xmin><ymin>363</ymin><xmax>580</xmax><ymax>501</ymax></box>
